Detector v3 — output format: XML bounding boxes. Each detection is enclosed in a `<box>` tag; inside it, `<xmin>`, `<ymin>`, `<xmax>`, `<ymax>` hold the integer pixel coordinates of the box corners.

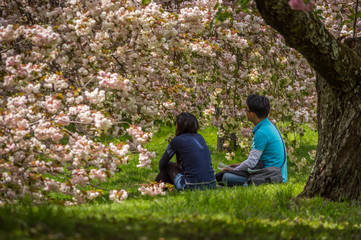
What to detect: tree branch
<box><xmin>254</xmin><ymin>0</ymin><xmax>361</xmax><ymax>94</ymax></box>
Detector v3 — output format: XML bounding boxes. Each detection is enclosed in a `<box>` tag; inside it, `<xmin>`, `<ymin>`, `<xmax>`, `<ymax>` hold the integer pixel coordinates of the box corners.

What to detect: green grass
<box><xmin>3</xmin><ymin>125</ymin><xmax>361</xmax><ymax>240</ymax></box>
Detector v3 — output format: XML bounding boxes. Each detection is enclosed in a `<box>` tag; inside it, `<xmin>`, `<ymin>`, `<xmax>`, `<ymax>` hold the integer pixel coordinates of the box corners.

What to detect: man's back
<box><xmin>251</xmin><ymin>118</ymin><xmax>287</xmax><ymax>182</ymax></box>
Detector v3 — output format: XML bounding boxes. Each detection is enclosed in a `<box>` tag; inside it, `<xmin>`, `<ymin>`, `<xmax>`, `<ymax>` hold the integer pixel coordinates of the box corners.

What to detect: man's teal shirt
<box><xmin>251</xmin><ymin>118</ymin><xmax>288</xmax><ymax>182</ymax></box>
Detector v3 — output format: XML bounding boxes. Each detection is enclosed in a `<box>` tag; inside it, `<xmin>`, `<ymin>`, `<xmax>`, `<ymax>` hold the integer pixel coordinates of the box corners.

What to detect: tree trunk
<box><xmin>217</xmin><ymin>130</ymin><xmax>238</xmax><ymax>152</ymax></box>
<box><xmin>253</xmin><ymin>0</ymin><xmax>361</xmax><ymax>200</ymax></box>
<box><xmin>299</xmin><ymin>73</ymin><xmax>361</xmax><ymax>200</ymax></box>
<box><xmin>215</xmin><ymin>105</ymin><xmax>238</xmax><ymax>152</ymax></box>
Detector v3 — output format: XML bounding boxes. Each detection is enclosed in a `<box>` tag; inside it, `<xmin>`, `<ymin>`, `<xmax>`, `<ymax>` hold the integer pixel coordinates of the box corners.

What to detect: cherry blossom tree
<box><xmin>1</xmin><ymin>0</ymin><xmax>356</xmax><ymax>204</ymax></box>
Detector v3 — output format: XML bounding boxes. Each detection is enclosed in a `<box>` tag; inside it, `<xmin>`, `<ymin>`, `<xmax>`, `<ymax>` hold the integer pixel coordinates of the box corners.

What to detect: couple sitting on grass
<box><xmin>155</xmin><ymin>94</ymin><xmax>288</xmax><ymax>190</ymax></box>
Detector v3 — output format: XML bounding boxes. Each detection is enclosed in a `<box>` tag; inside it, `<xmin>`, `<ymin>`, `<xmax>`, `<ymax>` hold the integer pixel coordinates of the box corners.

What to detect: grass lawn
<box><xmin>1</xmin><ymin>125</ymin><xmax>361</xmax><ymax>240</ymax></box>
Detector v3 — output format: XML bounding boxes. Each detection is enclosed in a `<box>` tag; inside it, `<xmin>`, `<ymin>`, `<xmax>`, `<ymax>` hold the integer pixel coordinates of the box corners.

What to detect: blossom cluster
<box><xmin>109</xmin><ymin>189</ymin><xmax>128</xmax><ymax>203</ymax></box>
<box><xmin>127</xmin><ymin>125</ymin><xmax>156</xmax><ymax>168</ymax></box>
<box><xmin>138</xmin><ymin>182</ymin><xmax>166</xmax><ymax>196</ymax></box>
<box><xmin>289</xmin><ymin>0</ymin><xmax>315</xmax><ymax>12</ymax></box>
<box><xmin>98</xmin><ymin>71</ymin><xmax>131</xmax><ymax>91</ymax></box>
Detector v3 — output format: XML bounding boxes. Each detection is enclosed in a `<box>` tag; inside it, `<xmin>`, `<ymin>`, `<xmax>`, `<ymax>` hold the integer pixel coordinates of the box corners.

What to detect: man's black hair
<box><xmin>175</xmin><ymin>112</ymin><xmax>199</xmax><ymax>136</ymax></box>
<box><xmin>246</xmin><ymin>94</ymin><xmax>270</xmax><ymax>119</ymax></box>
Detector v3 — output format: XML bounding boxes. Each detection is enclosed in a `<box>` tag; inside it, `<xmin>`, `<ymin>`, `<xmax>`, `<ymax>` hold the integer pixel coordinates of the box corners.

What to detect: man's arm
<box><xmin>231</xmin><ymin>149</ymin><xmax>263</xmax><ymax>171</ymax></box>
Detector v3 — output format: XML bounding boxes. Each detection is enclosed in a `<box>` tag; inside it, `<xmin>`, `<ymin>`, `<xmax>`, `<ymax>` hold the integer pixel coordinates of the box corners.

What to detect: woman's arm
<box><xmin>158</xmin><ymin>144</ymin><xmax>176</xmax><ymax>170</ymax></box>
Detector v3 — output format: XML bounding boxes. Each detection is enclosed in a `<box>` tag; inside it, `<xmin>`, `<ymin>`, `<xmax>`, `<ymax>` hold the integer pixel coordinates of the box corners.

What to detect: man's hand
<box><xmin>223</xmin><ymin>167</ymin><xmax>234</xmax><ymax>171</ymax></box>
<box><xmin>229</xmin><ymin>163</ymin><xmax>240</xmax><ymax>168</ymax></box>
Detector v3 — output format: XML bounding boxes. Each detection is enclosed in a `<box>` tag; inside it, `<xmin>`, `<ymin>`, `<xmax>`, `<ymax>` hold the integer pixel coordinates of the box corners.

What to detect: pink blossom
<box><xmin>240</xmin><ymin>128</ymin><xmax>252</xmax><ymax>138</ymax></box>
<box><xmin>55</xmin><ymin>113</ymin><xmax>71</xmax><ymax>126</ymax></box>
<box><xmin>44</xmin><ymin>178</ymin><xmax>61</xmax><ymax>192</ymax></box>
<box><xmin>89</xmin><ymin>169</ymin><xmax>107</xmax><ymax>182</ymax></box>
<box><xmin>98</xmin><ymin>71</ymin><xmax>131</xmax><ymax>91</ymax></box>
<box><xmin>70</xmin><ymin>169</ymin><xmax>89</xmax><ymax>186</ymax></box>
<box><xmin>86</xmin><ymin>190</ymin><xmax>100</xmax><ymax>200</ymax></box>
<box><xmin>138</xmin><ymin>182</ymin><xmax>166</xmax><ymax>196</ymax></box>
<box><xmin>109</xmin><ymin>190</ymin><xmax>128</xmax><ymax>202</ymax></box>
<box><xmin>289</xmin><ymin>0</ymin><xmax>315</xmax><ymax>12</ymax></box>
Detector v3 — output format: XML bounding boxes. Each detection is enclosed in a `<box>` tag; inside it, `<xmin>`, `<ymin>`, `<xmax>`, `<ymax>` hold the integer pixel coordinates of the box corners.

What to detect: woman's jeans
<box><xmin>155</xmin><ymin>162</ymin><xmax>216</xmax><ymax>190</ymax></box>
<box><xmin>174</xmin><ymin>173</ymin><xmax>216</xmax><ymax>190</ymax></box>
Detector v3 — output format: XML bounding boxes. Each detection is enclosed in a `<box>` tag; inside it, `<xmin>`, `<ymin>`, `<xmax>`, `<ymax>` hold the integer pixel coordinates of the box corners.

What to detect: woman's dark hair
<box><xmin>175</xmin><ymin>112</ymin><xmax>199</xmax><ymax>136</ymax></box>
<box><xmin>246</xmin><ymin>94</ymin><xmax>270</xmax><ymax>119</ymax></box>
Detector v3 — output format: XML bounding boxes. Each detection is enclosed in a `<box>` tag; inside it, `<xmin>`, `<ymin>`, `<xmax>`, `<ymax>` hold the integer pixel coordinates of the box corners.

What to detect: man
<box><xmin>222</xmin><ymin>94</ymin><xmax>287</xmax><ymax>186</ymax></box>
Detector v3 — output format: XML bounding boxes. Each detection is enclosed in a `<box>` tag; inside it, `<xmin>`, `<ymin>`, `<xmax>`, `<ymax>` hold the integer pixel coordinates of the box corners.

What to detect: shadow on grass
<box><xmin>1</xmin><ymin>197</ymin><xmax>361</xmax><ymax>240</ymax></box>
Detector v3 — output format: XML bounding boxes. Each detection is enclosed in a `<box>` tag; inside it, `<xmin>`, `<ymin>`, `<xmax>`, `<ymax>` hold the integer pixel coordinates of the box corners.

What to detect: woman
<box><xmin>155</xmin><ymin>112</ymin><xmax>216</xmax><ymax>190</ymax></box>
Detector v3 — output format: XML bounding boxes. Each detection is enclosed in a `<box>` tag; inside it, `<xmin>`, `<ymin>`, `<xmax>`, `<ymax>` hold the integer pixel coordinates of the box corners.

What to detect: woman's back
<box><xmin>169</xmin><ymin>133</ymin><xmax>215</xmax><ymax>184</ymax></box>
<box><xmin>157</xmin><ymin>112</ymin><xmax>216</xmax><ymax>190</ymax></box>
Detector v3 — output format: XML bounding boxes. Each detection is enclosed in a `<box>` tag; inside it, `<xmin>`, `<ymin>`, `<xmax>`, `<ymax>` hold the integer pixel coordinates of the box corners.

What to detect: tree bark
<box><xmin>215</xmin><ymin>105</ymin><xmax>238</xmax><ymax>151</ymax></box>
<box><xmin>254</xmin><ymin>0</ymin><xmax>361</xmax><ymax>200</ymax></box>
<box><xmin>300</xmin><ymin>72</ymin><xmax>361</xmax><ymax>200</ymax></box>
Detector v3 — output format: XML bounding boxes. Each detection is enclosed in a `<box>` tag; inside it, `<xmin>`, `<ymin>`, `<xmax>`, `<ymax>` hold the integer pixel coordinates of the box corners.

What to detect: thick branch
<box><xmin>254</xmin><ymin>0</ymin><xmax>361</xmax><ymax>94</ymax></box>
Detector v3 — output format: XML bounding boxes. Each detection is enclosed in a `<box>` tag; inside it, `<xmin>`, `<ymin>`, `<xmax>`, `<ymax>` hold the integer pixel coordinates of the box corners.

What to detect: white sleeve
<box><xmin>233</xmin><ymin>149</ymin><xmax>263</xmax><ymax>171</ymax></box>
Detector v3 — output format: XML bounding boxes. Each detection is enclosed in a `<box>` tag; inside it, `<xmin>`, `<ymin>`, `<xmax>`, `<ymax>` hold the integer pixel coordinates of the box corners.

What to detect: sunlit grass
<box><xmin>4</xmin><ymin>125</ymin><xmax>360</xmax><ymax>240</ymax></box>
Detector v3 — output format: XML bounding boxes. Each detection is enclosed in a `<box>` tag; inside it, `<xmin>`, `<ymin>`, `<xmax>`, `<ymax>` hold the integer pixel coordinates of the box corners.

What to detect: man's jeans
<box><xmin>222</xmin><ymin>173</ymin><xmax>248</xmax><ymax>187</ymax></box>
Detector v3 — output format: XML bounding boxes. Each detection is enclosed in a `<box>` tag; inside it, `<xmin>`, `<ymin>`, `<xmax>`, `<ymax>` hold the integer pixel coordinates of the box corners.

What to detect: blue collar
<box><xmin>252</xmin><ymin>118</ymin><xmax>269</xmax><ymax>134</ymax></box>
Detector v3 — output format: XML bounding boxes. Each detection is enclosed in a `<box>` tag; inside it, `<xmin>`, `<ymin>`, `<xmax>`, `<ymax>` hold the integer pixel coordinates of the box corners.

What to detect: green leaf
<box><xmin>235</xmin><ymin>0</ymin><xmax>250</xmax><ymax>12</ymax></box>
<box><xmin>348</xmin><ymin>14</ymin><xmax>355</xmax><ymax>21</ymax></box>
<box><xmin>237</xmin><ymin>0</ymin><xmax>250</xmax><ymax>8</ymax></box>
<box><xmin>210</xmin><ymin>18</ymin><xmax>215</xmax><ymax>31</ymax></box>
<box><xmin>313</xmin><ymin>9</ymin><xmax>323</xmax><ymax>19</ymax></box>
<box><xmin>216</xmin><ymin>7</ymin><xmax>223</xmax><ymax>15</ymax></box>
<box><xmin>340</xmin><ymin>20</ymin><xmax>349</xmax><ymax>27</ymax></box>
<box><xmin>217</xmin><ymin>12</ymin><xmax>233</xmax><ymax>22</ymax></box>
<box><xmin>141</xmin><ymin>0</ymin><xmax>151</xmax><ymax>6</ymax></box>
<box><xmin>214</xmin><ymin>2</ymin><xmax>220</xmax><ymax>10</ymax></box>
<box><xmin>214</xmin><ymin>7</ymin><xmax>233</xmax><ymax>22</ymax></box>
<box><xmin>236</xmin><ymin>0</ymin><xmax>250</xmax><ymax>7</ymax></box>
